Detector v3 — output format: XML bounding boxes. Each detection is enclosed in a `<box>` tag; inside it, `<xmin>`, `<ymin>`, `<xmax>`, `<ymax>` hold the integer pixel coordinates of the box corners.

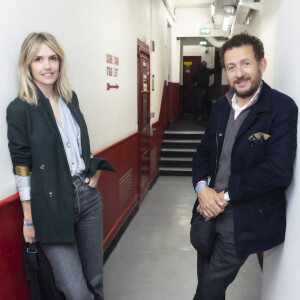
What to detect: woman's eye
<box><xmin>50</xmin><ymin>56</ymin><xmax>57</xmax><ymax>61</ymax></box>
<box><xmin>34</xmin><ymin>57</ymin><xmax>41</xmax><ymax>62</ymax></box>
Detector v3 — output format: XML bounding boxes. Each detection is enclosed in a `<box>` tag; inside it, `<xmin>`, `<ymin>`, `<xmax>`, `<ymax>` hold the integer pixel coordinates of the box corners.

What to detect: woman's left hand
<box><xmin>85</xmin><ymin>170</ymin><xmax>101</xmax><ymax>188</ymax></box>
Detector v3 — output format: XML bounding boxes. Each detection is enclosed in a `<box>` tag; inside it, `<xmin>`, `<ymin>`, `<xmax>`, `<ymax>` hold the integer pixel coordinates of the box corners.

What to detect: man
<box><xmin>192</xmin><ymin>61</ymin><xmax>216</xmax><ymax>118</ymax></box>
<box><xmin>190</xmin><ymin>33</ymin><xmax>298</xmax><ymax>300</ymax></box>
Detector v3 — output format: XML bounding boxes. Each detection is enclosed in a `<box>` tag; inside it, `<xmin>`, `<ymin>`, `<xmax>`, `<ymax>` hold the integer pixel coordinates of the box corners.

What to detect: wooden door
<box><xmin>137</xmin><ymin>41</ymin><xmax>150</xmax><ymax>199</ymax></box>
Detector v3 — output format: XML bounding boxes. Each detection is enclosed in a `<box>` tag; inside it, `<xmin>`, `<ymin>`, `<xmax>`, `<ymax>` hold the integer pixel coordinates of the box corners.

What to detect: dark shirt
<box><xmin>192</xmin><ymin>66</ymin><xmax>216</xmax><ymax>89</ymax></box>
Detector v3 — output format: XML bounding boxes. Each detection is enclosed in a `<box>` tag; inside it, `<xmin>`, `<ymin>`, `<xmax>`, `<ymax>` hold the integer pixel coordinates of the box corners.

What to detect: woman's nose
<box><xmin>43</xmin><ymin>59</ymin><xmax>51</xmax><ymax>69</ymax></box>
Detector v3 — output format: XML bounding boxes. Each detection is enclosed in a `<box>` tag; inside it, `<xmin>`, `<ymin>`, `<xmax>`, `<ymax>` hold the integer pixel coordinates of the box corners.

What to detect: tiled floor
<box><xmin>103</xmin><ymin>176</ymin><xmax>262</xmax><ymax>300</ymax></box>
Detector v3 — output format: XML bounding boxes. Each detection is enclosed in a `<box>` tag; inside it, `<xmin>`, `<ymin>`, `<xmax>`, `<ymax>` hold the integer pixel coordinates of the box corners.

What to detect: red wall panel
<box><xmin>167</xmin><ymin>82</ymin><xmax>180</xmax><ymax>123</ymax></box>
<box><xmin>93</xmin><ymin>133</ymin><xmax>139</xmax><ymax>249</ymax></box>
<box><xmin>0</xmin><ymin>195</ymin><xmax>30</xmax><ymax>300</ymax></box>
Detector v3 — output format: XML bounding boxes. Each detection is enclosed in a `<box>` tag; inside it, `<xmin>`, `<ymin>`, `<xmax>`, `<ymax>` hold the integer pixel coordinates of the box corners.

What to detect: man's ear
<box><xmin>259</xmin><ymin>57</ymin><xmax>267</xmax><ymax>74</ymax></box>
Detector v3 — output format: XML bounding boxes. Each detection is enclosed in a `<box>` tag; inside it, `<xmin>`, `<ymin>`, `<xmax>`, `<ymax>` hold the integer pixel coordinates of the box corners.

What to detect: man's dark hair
<box><xmin>220</xmin><ymin>33</ymin><xmax>264</xmax><ymax>68</ymax></box>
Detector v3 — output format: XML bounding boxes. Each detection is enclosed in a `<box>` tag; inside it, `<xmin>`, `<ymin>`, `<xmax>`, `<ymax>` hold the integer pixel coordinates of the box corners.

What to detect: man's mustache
<box><xmin>234</xmin><ymin>76</ymin><xmax>250</xmax><ymax>84</ymax></box>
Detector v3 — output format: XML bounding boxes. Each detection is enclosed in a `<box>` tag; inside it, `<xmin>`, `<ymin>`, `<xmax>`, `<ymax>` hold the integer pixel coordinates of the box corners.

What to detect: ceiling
<box><xmin>171</xmin><ymin>0</ymin><xmax>258</xmax><ymax>36</ymax></box>
<box><xmin>172</xmin><ymin>0</ymin><xmax>213</xmax><ymax>8</ymax></box>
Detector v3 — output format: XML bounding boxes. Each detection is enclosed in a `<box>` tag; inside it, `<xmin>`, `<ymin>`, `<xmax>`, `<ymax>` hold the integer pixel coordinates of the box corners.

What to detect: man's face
<box><xmin>224</xmin><ymin>45</ymin><xmax>266</xmax><ymax>100</ymax></box>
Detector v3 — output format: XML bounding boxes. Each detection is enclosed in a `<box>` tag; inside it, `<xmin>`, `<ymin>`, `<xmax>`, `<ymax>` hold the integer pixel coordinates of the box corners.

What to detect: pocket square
<box><xmin>248</xmin><ymin>132</ymin><xmax>271</xmax><ymax>141</ymax></box>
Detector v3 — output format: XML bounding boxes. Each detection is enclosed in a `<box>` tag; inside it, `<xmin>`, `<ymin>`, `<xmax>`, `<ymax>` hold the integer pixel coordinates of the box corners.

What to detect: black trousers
<box><xmin>192</xmin><ymin>206</ymin><xmax>248</xmax><ymax>300</ymax></box>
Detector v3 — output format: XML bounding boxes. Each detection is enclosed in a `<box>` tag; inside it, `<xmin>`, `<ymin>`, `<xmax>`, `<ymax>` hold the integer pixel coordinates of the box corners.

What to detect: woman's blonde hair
<box><xmin>18</xmin><ymin>32</ymin><xmax>72</xmax><ymax>105</ymax></box>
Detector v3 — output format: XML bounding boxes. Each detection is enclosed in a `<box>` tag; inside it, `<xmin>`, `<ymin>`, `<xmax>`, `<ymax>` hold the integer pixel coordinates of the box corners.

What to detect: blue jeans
<box><xmin>41</xmin><ymin>175</ymin><xmax>104</xmax><ymax>300</ymax></box>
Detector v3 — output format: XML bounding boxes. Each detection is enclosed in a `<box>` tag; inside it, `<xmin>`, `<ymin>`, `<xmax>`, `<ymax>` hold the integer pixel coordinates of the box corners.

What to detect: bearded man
<box><xmin>190</xmin><ymin>33</ymin><xmax>298</xmax><ymax>300</ymax></box>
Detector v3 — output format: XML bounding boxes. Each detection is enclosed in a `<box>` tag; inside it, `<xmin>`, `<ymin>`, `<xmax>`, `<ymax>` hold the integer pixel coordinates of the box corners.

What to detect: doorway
<box><xmin>137</xmin><ymin>40</ymin><xmax>150</xmax><ymax>200</ymax></box>
<box><xmin>182</xmin><ymin>56</ymin><xmax>201</xmax><ymax>116</ymax></box>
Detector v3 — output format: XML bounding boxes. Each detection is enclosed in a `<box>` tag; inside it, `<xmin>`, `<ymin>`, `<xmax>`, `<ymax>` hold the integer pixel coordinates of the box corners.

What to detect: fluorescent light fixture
<box><xmin>211</xmin><ymin>4</ymin><xmax>215</xmax><ymax>16</ymax></box>
<box><xmin>199</xmin><ymin>40</ymin><xmax>208</xmax><ymax>46</ymax></box>
<box><xmin>224</xmin><ymin>5</ymin><xmax>235</xmax><ymax>14</ymax></box>
<box><xmin>222</xmin><ymin>15</ymin><xmax>230</xmax><ymax>31</ymax></box>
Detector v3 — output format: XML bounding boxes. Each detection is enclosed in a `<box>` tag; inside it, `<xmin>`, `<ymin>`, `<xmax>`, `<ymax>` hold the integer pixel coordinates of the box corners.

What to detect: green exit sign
<box><xmin>200</xmin><ymin>28</ymin><xmax>211</xmax><ymax>35</ymax></box>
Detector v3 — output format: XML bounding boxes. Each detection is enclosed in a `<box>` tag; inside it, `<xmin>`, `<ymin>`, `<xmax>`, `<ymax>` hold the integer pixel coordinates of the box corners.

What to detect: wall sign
<box><xmin>106</xmin><ymin>53</ymin><xmax>119</xmax><ymax>90</ymax></box>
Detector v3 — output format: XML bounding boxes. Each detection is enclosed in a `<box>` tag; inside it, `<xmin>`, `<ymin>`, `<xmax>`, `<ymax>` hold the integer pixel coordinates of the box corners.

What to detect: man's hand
<box><xmin>218</xmin><ymin>190</ymin><xmax>229</xmax><ymax>209</ymax></box>
<box><xmin>85</xmin><ymin>170</ymin><xmax>102</xmax><ymax>188</ymax></box>
<box><xmin>196</xmin><ymin>186</ymin><xmax>225</xmax><ymax>220</ymax></box>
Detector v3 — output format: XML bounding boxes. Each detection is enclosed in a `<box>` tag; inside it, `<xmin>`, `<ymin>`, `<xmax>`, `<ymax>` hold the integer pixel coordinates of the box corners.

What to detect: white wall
<box><xmin>246</xmin><ymin>0</ymin><xmax>282</xmax><ymax>86</ymax></box>
<box><xmin>174</xmin><ymin>7</ymin><xmax>213</xmax><ymax>37</ymax></box>
<box><xmin>248</xmin><ymin>0</ymin><xmax>300</xmax><ymax>299</ymax></box>
<box><xmin>0</xmin><ymin>0</ymin><xmax>172</xmax><ymax>200</ymax></box>
<box><xmin>150</xmin><ymin>0</ymin><xmax>174</xmax><ymax>123</ymax></box>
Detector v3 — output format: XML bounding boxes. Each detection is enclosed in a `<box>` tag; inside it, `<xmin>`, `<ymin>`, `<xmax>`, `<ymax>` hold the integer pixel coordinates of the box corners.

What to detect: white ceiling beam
<box><xmin>238</xmin><ymin>1</ymin><xmax>262</xmax><ymax>13</ymax></box>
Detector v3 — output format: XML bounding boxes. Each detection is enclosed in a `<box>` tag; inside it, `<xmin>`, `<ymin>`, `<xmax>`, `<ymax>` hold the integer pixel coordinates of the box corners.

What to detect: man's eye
<box><xmin>244</xmin><ymin>62</ymin><xmax>250</xmax><ymax>66</ymax></box>
<box><xmin>228</xmin><ymin>66</ymin><xmax>234</xmax><ymax>71</ymax></box>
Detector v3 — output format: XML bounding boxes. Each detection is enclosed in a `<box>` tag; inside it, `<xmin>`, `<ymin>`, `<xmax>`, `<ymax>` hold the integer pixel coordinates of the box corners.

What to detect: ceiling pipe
<box><xmin>239</xmin><ymin>0</ymin><xmax>262</xmax><ymax>13</ymax></box>
<box><xmin>162</xmin><ymin>0</ymin><xmax>176</xmax><ymax>22</ymax></box>
<box><xmin>205</xmin><ymin>36</ymin><xmax>227</xmax><ymax>48</ymax></box>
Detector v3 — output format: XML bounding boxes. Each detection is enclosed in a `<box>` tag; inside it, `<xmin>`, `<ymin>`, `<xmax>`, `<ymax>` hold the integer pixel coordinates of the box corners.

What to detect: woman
<box><xmin>7</xmin><ymin>32</ymin><xmax>114</xmax><ymax>300</ymax></box>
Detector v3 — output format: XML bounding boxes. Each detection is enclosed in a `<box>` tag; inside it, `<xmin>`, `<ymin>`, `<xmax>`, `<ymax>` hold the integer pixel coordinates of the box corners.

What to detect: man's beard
<box><xmin>231</xmin><ymin>70</ymin><xmax>262</xmax><ymax>99</ymax></box>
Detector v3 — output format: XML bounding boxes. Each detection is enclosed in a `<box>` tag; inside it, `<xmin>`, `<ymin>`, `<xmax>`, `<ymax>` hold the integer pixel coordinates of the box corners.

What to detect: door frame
<box><xmin>137</xmin><ymin>39</ymin><xmax>151</xmax><ymax>200</ymax></box>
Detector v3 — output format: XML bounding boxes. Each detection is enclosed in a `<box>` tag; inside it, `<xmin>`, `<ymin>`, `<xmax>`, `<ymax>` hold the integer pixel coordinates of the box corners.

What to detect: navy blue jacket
<box><xmin>192</xmin><ymin>82</ymin><xmax>298</xmax><ymax>255</ymax></box>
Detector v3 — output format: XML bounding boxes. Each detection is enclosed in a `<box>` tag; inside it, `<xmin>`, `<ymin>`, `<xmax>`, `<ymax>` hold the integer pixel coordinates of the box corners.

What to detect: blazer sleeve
<box><xmin>229</xmin><ymin>97</ymin><xmax>298</xmax><ymax>202</ymax></box>
<box><xmin>7</xmin><ymin>100</ymin><xmax>32</xmax><ymax>176</ymax></box>
<box><xmin>192</xmin><ymin>103</ymin><xmax>219</xmax><ymax>188</ymax></box>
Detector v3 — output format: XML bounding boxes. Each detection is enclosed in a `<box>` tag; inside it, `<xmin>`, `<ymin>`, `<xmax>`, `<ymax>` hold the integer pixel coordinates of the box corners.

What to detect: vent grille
<box><xmin>150</xmin><ymin>145</ymin><xmax>159</xmax><ymax>174</ymax></box>
<box><xmin>119</xmin><ymin>168</ymin><xmax>134</xmax><ymax>210</ymax></box>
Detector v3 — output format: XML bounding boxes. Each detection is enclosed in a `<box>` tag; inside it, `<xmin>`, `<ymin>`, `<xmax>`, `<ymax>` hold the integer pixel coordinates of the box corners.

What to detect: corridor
<box><xmin>104</xmin><ymin>176</ymin><xmax>262</xmax><ymax>299</ymax></box>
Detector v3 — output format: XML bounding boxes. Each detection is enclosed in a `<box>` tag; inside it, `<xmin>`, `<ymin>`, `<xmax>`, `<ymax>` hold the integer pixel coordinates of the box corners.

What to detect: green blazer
<box><xmin>7</xmin><ymin>88</ymin><xmax>115</xmax><ymax>243</ymax></box>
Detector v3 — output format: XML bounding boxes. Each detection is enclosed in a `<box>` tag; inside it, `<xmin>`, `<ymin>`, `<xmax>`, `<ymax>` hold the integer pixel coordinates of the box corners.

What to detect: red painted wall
<box><xmin>0</xmin><ymin>195</ymin><xmax>30</xmax><ymax>300</ymax></box>
<box><xmin>167</xmin><ymin>82</ymin><xmax>180</xmax><ymax>123</ymax></box>
<box><xmin>94</xmin><ymin>133</ymin><xmax>139</xmax><ymax>249</ymax></box>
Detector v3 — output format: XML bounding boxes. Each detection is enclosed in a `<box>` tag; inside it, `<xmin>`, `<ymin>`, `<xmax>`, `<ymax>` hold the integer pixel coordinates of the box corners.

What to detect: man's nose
<box><xmin>235</xmin><ymin>65</ymin><xmax>244</xmax><ymax>77</ymax></box>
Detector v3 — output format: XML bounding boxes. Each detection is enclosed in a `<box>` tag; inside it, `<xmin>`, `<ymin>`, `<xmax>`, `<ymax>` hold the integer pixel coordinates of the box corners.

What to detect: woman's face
<box><xmin>30</xmin><ymin>42</ymin><xmax>59</xmax><ymax>91</ymax></box>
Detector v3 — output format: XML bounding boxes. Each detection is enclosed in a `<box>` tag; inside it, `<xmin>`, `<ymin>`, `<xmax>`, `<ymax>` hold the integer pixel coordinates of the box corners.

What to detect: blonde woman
<box><xmin>7</xmin><ymin>32</ymin><xmax>114</xmax><ymax>300</ymax></box>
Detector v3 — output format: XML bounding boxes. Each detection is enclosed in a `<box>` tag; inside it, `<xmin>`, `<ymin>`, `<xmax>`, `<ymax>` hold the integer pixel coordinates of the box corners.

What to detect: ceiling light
<box><xmin>222</xmin><ymin>15</ymin><xmax>230</xmax><ymax>31</ymax></box>
<box><xmin>199</xmin><ymin>40</ymin><xmax>208</xmax><ymax>46</ymax></box>
<box><xmin>211</xmin><ymin>4</ymin><xmax>215</xmax><ymax>16</ymax></box>
<box><xmin>224</xmin><ymin>5</ymin><xmax>235</xmax><ymax>14</ymax></box>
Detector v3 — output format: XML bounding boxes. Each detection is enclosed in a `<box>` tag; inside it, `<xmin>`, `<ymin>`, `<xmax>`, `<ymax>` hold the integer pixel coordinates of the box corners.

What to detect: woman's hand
<box><xmin>23</xmin><ymin>223</ymin><xmax>36</xmax><ymax>244</ymax></box>
<box><xmin>21</xmin><ymin>201</ymin><xmax>35</xmax><ymax>243</ymax></box>
<box><xmin>85</xmin><ymin>170</ymin><xmax>101</xmax><ymax>188</ymax></box>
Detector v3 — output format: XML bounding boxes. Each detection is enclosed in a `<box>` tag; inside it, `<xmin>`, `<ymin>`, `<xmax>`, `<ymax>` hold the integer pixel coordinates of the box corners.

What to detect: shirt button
<box><xmin>68</xmin><ymin>144</ymin><xmax>71</xmax><ymax>148</ymax></box>
<box><xmin>49</xmin><ymin>192</ymin><xmax>53</xmax><ymax>197</ymax></box>
<box><xmin>219</xmin><ymin>133</ymin><xmax>222</xmax><ymax>137</ymax></box>
<box><xmin>40</xmin><ymin>165</ymin><xmax>45</xmax><ymax>170</ymax></box>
